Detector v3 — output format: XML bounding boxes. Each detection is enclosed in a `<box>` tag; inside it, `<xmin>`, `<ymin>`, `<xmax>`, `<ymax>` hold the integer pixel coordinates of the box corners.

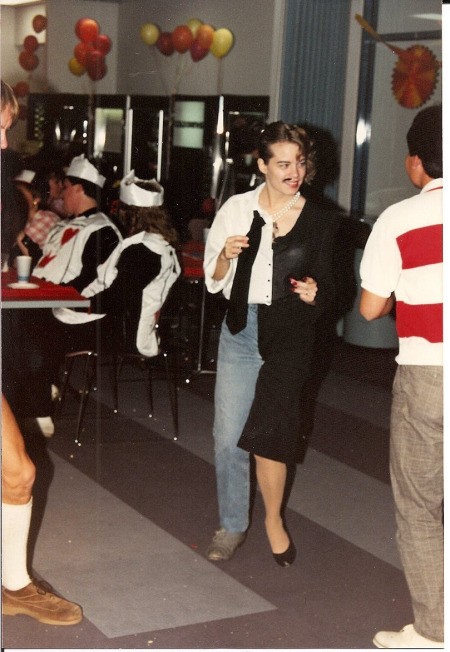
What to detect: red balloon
<box><xmin>172</xmin><ymin>25</ymin><xmax>194</xmax><ymax>53</ymax></box>
<box><xmin>190</xmin><ymin>39</ymin><xmax>209</xmax><ymax>62</ymax></box>
<box><xmin>74</xmin><ymin>41</ymin><xmax>93</xmax><ymax>66</ymax></box>
<box><xmin>24</xmin><ymin>35</ymin><xmax>39</xmax><ymax>52</ymax></box>
<box><xmin>86</xmin><ymin>49</ymin><xmax>104</xmax><ymax>69</ymax></box>
<box><xmin>19</xmin><ymin>51</ymin><xmax>39</xmax><ymax>71</ymax></box>
<box><xmin>156</xmin><ymin>32</ymin><xmax>175</xmax><ymax>56</ymax></box>
<box><xmin>32</xmin><ymin>14</ymin><xmax>47</xmax><ymax>33</ymax></box>
<box><xmin>86</xmin><ymin>50</ymin><xmax>106</xmax><ymax>81</ymax></box>
<box><xmin>14</xmin><ymin>81</ymin><xmax>30</xmax><ymax>98</ymax></box>
<box><xmin>75</xmin><ymin>17</ymin><xmax>100</xmax><ymax>43</ymax></box>
<box><xmin>93</xmin><ymin>34</ymin><xmax>112</xmax><ymax>55</ymax></box>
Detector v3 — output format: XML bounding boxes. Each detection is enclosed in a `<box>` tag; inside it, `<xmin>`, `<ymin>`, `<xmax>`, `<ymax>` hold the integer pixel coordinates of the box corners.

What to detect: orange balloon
<box><xmin>75</xmin><ymin>17</ymin><xmax>100</xmax><ymax>43</ymax></box>
<box><xmin>196</xmin><ymin>24</ymin><xmax>215</xmax><ymax>49</ymax></box>
<box><xmin>68</xmin><ymin>57</ymin><xmax>86</xmax><ymax>76</ymax></box>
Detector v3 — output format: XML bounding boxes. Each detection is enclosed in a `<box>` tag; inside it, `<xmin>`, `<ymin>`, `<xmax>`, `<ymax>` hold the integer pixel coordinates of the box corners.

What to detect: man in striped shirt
<box><xmin>360</xmin><ymin>104</ymin><xmax>443</xmax><ymax>649</ymax></box>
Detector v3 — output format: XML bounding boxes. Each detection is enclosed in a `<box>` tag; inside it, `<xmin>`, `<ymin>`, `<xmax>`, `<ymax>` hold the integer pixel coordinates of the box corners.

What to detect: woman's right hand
<box><xmin>219</xmin><ymin>235</ymin><xmax>250</xmax><ymax>261</ymax></box>
<box><xmin>213</xmin><ymin>235</ymin><xmax>250</xmax><ymax>281</ymax></box>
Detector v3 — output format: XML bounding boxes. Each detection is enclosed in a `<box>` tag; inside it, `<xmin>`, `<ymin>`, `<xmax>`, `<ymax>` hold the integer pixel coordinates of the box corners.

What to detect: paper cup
<box><xmin>16</xmin><ymin>255</ymin><xmax>32</xmax><ymax>283</ymax></box>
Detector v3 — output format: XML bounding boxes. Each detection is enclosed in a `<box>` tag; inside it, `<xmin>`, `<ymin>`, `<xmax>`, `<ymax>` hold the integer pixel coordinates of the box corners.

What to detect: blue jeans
<box><xmin>213</xmin><ymin>305</ymin><xmax>263</xmax><ymax>532</ymax></box>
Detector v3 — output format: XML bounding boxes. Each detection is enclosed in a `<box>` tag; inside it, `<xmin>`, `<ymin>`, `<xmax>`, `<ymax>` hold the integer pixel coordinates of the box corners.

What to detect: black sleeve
<box><xmin>307</xmin><ymin>208</ymin><xmax>340</xmax><ymax>319</ymax></box>
<box><xmin>64</xmin><ymin>226</ymin><xmax>120</xmax><ymax>293</ymax></box>
<box><xmin>90</xmin><ymin>244</ymin><xmax>161</xmax><ymax>315</ymax></box>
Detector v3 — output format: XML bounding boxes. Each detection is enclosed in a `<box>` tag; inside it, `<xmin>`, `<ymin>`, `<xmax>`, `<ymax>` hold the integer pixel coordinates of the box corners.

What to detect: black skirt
<box><xmin>237</xmin><ymin>294</ymin><xmax>317</xmax><ymax>463</ymax></box>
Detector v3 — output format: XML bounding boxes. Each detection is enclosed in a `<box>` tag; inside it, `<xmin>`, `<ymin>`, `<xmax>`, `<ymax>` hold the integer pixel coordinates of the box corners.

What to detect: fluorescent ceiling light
<box><xmin>411</xmin><ymin>13</ymin><xmax>442</xmax><ymax>22</ymax></box>
<box><xmin>0</xmin><ymin>0</ymin><xmax>42</xmax><ymax>5</ymax></box>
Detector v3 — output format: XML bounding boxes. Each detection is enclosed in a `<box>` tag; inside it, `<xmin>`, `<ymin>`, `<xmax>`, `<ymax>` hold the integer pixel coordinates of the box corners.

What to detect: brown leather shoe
<box><xmin>2</xmin><ymin>580</ymin><xmax>83</xmax><ymax>626</ymax></box>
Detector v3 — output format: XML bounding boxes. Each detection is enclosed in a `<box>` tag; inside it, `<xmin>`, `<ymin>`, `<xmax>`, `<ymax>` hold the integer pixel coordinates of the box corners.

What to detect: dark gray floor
<box><xmin>2</xmin><ymin>339</ymin><xmax>412</xmax><ymax>650</ymax></box>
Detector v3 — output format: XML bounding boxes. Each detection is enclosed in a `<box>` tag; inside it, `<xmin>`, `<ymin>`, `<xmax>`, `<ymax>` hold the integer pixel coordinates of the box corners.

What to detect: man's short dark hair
<box><xmin>406</xmin><ymin>104</ymin><xmax>442</xmax><ymax>179</ymax></box>
<box><xmin>66</xmin><ymin>176</ymin><xmax>101</xmax><ymax>202</ymax></box>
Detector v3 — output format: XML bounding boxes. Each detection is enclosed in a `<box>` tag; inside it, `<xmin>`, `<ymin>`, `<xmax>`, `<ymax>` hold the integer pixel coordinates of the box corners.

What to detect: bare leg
<box><xmin>254</xmin><ymin>454</ymin><xmax>289</xmax><ymax>554</ymax></box>
<box><xmin>2</xmin><ymin>395</ymin><xmax>35</xmax><ymax>590</ymax></box>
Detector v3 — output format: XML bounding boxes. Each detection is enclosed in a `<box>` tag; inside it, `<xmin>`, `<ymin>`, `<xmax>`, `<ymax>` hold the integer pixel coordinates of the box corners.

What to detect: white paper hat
<box><xmin>65</xmin><ymin>154</ymin><xmax>106</xmax><ymax>188</ymax></box>
<box><xmin>120</xmin><ymin>170</ymin><xmax>164</xmax><ymax>207</ymax></box>
<box><xmin>14</xmin><ymin>169</ymin><xmax>35</xmax><ymax>184</ymax></box>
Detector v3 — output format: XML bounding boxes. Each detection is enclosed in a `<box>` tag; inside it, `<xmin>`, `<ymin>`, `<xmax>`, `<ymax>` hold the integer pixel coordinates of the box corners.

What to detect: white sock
<box><xmin>1</xmin><ymin>499</ymin><xmax>33</xmax><ymax>590</ymax></box>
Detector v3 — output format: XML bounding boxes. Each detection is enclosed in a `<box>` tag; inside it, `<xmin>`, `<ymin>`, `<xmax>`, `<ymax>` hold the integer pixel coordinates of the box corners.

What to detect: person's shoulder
<box><xmin>376</xmin><ymin>191</ymin><xmax>425</xmax><ymax>225</ymax></box>
<box><xmin>222</xmin><ymin>186</ymin><xmax>261</xmax><ymax>209</ymax></box>
<box><xmin>303</xmin><ymin>199</ymin><xmax>341</xmax><ymax>229</ymax></box>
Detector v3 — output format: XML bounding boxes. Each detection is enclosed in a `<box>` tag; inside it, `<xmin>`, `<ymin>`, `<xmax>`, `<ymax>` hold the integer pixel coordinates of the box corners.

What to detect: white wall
<box><xmin>115</xmin><ymin>0</ymin><xmax>278</xmax><ymax>96</ymax></box>
<box><xmin>46</xmin><ymin>0</ymin><xmax>119</xmax><ymax>94</ymax></box>
<box><xmin>1</xmin><ymin>4</ymin><xmax>47</xmax><ymax>90</ymax></box>
<box><xmin>2</xmin><ymin>0</ymin><xmax>279</xmax><ymax>97</ymax></box>
<box><xmin>0</xmin><ymin>4</ymin><xmax>47</xmax><ymax>151</ymax></box>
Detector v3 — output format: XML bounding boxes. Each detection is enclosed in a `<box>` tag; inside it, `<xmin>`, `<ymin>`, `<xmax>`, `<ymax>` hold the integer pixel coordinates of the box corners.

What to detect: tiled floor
<box><xmin>2</xmin><ymin>337</ymin><xmax>412</xmax><ymax>651</ymax></box>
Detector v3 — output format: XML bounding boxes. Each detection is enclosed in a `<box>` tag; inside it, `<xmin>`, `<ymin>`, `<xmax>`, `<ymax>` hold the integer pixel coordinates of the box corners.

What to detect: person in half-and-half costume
<box><xmin>203</xmin><ymin>121</ymin><xmax>339</xmax><ymax>566</ymax></box>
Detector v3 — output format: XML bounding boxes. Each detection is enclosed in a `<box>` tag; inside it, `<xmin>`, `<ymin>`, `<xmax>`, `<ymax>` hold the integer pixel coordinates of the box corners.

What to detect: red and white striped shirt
<box><xmin>360</xmin><ymin>177</ymin><xmax>443</xmax><ymax>365</ymax></box>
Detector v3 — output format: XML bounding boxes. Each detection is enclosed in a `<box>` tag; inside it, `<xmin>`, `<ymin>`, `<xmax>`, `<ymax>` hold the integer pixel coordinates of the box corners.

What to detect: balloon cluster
<box><xmin>18</xmin><ymin>14</ymin><xmax>47</xmax><ymax>72</ymax></box>
<box><xmin>68</xmin><ymin>18</ymin><xmax>112</xmax><ymax>81</ymax></box>
<box><xmin>15</xmin><ymin>14</ymin><xmax>47</xmax><ymax>119</ymax></box>
<box><xmin>140</xmin><ymin>18</ymin><xmax>234</xmax><ymax>61</ymax></box>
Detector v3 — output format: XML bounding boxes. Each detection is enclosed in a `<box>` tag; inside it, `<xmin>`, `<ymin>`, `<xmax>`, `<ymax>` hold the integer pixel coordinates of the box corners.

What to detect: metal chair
<box><xmin>112</xmin><ymin>339</ymin><xmax>179</xmax><ymax>440</ymax></box>
<box><xmin>56</xmin><ymin>315</ymin><xmax>179</xmax><ymax>445</ymax></box>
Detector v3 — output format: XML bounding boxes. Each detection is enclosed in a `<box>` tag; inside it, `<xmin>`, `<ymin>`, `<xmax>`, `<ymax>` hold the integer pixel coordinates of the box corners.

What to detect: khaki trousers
<box><xmin>390</xmin><ymin>365</ymin><xmax>443</xmax><ymax>642</ymax></box>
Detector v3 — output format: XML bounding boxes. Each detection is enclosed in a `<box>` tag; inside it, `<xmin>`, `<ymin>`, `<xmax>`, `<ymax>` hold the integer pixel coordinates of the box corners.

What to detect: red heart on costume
<box><xmin>37</xmin><ymin>254</ymin><xmax>56</xmax><ymax>267</ymax></box>
<box><xmin>61</xmin><ymin>227</ymin><xmax>80</xmax><ymax>245</ymax></box>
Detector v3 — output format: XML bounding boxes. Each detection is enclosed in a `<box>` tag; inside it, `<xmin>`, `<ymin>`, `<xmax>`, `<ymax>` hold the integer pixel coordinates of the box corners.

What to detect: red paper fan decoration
<box><xmin>355</xmin><ymin>15</ymin><xmax>441</xmax><ymax>110</ymax></box>
<box><xmin>391</xmin><ymin>45</ymin><xmax>440</xmax><ymax>109</ymax></box>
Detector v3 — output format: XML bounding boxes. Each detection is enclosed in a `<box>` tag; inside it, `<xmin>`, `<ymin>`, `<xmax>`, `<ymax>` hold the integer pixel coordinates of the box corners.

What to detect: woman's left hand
<box><xmin>289</xmin><ymin>276</ymin><xmax>317</xmax><ymax>304</ymax></box>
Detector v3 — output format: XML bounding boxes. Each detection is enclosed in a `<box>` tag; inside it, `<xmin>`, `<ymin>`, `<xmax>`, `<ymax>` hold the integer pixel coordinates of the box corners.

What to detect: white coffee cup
<box><xmin>203</xmin><ymin>228</ymin><xmax>210</xmax><ymax>243</ymax></box>
<box><xmin>16</xmin><ymin>255</ymin><xmax>32</xmax><ymax>283</ymax></box>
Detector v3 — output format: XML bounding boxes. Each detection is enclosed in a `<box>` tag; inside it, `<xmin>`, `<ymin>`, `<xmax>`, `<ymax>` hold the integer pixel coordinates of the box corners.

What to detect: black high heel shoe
<box><xmin>272</xmin><ymin>539</ymin><xmax>296</xmax><ymax>567</ymax></box>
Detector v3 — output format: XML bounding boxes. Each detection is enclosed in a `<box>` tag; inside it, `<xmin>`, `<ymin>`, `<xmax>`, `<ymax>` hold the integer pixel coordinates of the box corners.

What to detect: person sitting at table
<box><xmin>9</xmin><ymin>169</ymin><xmax>62</xmax><ymax>268</ymax></box>
<box><xmin>53</xmin><ymin>171</ymin><xmax>181</xmax><ymax>357</ymax></box>
<box><xmin>3</xmin><ymin>156</ymin><xmax>121</xmax><ymax>433</ymax></box>
<box><xmin>32</xmin><ymin>154</ymin><xmax>122</xmax><ymax>293</ymax></box>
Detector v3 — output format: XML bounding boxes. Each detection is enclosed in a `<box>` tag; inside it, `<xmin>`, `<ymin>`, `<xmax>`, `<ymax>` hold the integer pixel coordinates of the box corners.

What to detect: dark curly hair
<box><xmin>119</xmin><ymin>181</ymin><xmax>178</xmax><ymax>246</ymax></box>
<box><xmin>258</xmin><ymin>121</ymin><xmax>316</xmax><ymax>184</ymax></box>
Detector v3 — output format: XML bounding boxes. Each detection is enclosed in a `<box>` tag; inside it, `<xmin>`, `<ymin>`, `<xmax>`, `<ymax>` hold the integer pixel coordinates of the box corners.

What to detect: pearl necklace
<box><xmin>270</xmin><ymin>191</ymin><xmax>300</xmax><ymax>238</ymax></box>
